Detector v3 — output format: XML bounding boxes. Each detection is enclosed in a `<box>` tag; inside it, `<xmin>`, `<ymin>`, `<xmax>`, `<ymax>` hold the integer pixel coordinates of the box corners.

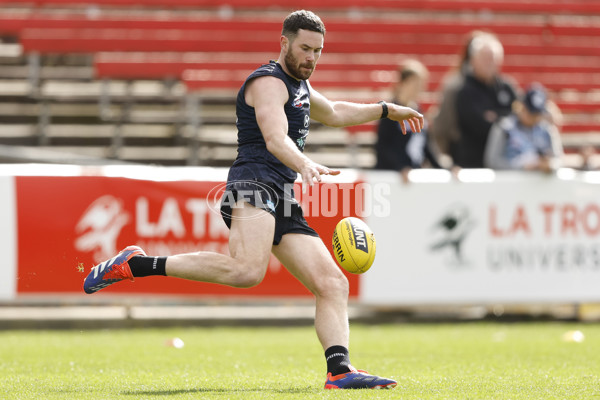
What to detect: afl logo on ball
<box><xmin>351</xmin><ymin>224</ymin><xmax>369</xmax><ymax>253</ymax></box>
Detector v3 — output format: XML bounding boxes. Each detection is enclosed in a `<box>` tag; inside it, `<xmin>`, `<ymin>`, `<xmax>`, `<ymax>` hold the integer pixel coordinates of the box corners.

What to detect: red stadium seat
<box><xmin>18</xmin><ymin>25</ymin><xmax>600</xmax><ymax>58</ymax></box>
<box><xmin>1</xmin><ymin>0</ymin><xmax>600</xmax><ymax>14</ymax></box>
<box><xmin>3</xmin><ymin>14</ymin><xmax>600</xmax><ymax>38</ymax></box>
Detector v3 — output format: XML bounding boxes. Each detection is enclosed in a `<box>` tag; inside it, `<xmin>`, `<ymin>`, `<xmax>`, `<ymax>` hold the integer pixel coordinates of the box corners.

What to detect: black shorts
<box><xmin>220</xmin><ymin>180</ymin><xmax>319</xmax><ymax>245</ymax></box>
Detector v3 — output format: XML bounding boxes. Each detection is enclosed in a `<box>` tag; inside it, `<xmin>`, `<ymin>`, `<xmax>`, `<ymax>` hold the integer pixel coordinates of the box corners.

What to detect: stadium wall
<box><xmin>1</xmin><ymin>165</ymin><xmax>599</xmax><ymax>305</ymax></box>
<box><xmin>362</xmin><ymin>169</ymin><xmax>600</xmax><ymax>305</ymax></box>
<box><xmin>0</xmin><ymin>176</ymin><xmax>17</xmax><ymax>300</ymax></box>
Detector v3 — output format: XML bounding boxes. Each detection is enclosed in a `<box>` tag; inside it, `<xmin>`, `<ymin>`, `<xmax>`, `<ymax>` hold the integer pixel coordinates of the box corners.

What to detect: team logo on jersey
<box><xmin>292</xmin><ymin>98</ymin><xmax>303</xmax><ymax>108</ymax></box>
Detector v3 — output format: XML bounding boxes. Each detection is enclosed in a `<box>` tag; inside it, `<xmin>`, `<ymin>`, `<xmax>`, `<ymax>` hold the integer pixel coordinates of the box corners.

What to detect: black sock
<box><xmin>128</xmin><ymin>256</ymin><xmax>167</xmax><ymax>277</ymax></box>
<box><xmin>325</xmin><ymin>345</ymin><xmax>352</xmax><ymax>376</ymax></box>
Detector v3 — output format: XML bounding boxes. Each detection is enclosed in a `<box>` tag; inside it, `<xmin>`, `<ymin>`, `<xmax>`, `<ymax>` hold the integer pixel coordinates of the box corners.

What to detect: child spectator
<box><xmin>484</xmin><ymin>84</ymin><xmax>563</xmax><ymax>173</ymax></box>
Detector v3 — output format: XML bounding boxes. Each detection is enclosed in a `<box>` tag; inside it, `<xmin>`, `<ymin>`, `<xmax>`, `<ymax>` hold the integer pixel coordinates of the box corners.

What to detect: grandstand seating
<box><xmin>1</xmin><ymin>0</ymin><xmax>600</xmax><ymax>14</ymax></box>
<box><xmin>2</xmin><ymin>15</ymin><xmax>596</xmax><ymax>57</ymax></box>
<box><xmin>2</xmin><ymin>14</ymin><xmax>600</xmax><ymax>36</ymax></box>
<box><xmin>0</xmin><ymin>1</ymin><xmax>598</xmax><ymax>167</ymax></box>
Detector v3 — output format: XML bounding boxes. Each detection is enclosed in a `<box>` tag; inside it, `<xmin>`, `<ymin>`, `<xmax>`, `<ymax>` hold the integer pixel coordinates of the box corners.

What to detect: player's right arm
<box><xmin>245</xmin><ymin>76</ymin><xmax>339</xmax><ymax>191</ymax></box>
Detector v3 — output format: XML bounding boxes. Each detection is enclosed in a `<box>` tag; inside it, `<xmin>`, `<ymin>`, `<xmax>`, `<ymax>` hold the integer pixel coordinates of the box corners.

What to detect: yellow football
<box><xmin>332</xmin><ymin>217</ymin><xmax>376</xmax><ymax>274</ymax></box>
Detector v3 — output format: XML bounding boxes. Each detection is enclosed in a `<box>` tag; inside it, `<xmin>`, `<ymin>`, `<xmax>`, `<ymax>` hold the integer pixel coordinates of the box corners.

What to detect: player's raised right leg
<box><xmin>83</xmin><ymin>200</ymin><xmax>275</xmax><ymax>293</ymax></box>
<box><xmin>83</xmin><ymin>245</ymin><xmax>146</xmax><ymax>294</ymax></box>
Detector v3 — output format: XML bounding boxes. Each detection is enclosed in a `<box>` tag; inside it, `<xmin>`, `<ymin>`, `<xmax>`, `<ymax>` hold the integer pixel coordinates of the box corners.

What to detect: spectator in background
<box><xmin>484</xmin><ymin>84</ymin><xmax>563</xmax><ymax>173</ymax></box>
<box><xmin>375</xmin><ymin>59</ymin><xmax>442</xmax><ymax>182</ymax></box>
<box><xmin>455</xmin><ymin>32</ymin><xmax>519</xmax><ymax>168</ymax></box>
<box><xmin>429</xmin><ymin>30</ymin><xmax>487</xmax><ymax>166</ymax></box>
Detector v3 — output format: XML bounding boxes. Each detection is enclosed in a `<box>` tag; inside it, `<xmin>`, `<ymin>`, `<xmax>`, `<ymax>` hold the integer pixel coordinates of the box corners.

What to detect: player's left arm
<box><xmin>308</xmin><ymin>85</ymin><xmax>424</xmax><ymax>134</ymax></box>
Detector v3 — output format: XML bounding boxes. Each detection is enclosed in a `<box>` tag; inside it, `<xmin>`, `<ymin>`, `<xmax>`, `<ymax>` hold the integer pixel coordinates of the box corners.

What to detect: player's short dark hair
<box><xmin>282</xmin><ymin>10</ymin><xmax>326</xmax><ymax>39</ymax></box>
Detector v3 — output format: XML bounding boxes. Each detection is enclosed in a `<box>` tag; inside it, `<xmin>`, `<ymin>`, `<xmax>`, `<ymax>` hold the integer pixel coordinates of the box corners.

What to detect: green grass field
<box><xmin>1</xmin><ymin>323</ymin><xmax>599</xmax><ymax>399</ymax></box>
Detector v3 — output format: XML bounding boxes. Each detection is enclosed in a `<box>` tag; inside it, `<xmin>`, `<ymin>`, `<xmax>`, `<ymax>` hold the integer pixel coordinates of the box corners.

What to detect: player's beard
<box><xmin>284</xmin><ymin>49</ymin><xmax>315</xmax><ymax>81</ymax></box>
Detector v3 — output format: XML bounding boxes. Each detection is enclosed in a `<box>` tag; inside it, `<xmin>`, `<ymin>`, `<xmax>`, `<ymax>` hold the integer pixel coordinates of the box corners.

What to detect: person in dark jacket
<box><xmin>455</xmin><ymin>33</ymin><xmax>519</xmax><ymax>168</ymax></box>
<box><xmin>430</xmin><ymin>30</ymin><xmax>487</xmax><ymax>165</ymax></box>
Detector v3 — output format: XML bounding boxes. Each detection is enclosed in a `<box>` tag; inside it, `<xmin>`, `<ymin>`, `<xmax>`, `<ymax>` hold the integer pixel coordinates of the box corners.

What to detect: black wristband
<box><xmin>378</xmin><ymin>101</ymin><xmax>388</xmax><ymax>119</ymax></box>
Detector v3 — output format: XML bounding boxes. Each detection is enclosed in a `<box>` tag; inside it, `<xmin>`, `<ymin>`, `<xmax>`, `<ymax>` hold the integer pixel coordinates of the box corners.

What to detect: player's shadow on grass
<box><xmin>123</xmin><ymin>387</ymin><xmax>316</xmax><ymax>396</ymax></box>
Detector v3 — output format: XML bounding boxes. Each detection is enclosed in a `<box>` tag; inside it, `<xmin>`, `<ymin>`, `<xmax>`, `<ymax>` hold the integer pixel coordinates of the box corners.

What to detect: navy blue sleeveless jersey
<box><xmin>227</xmin><ymin>61</ymin><xmax>310</xmax><ymax>187</ymax></box>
